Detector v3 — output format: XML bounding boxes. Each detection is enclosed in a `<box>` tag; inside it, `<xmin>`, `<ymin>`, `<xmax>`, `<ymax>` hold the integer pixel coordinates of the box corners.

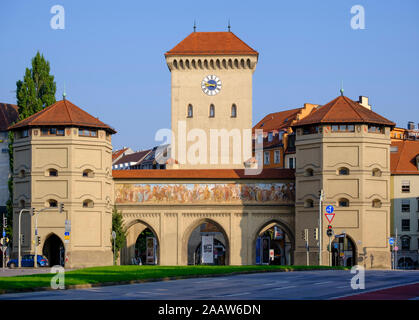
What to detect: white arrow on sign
<box><xmin>325</xmin><ymin>213</ymin><xmax>335</xmax><ymax>224</ymax></box>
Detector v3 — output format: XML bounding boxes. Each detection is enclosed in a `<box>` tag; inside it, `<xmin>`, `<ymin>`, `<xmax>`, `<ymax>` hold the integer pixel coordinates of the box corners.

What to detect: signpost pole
<box><xmin>395</xmin><ymin>228</ymin><xmax>398</xmax><ymax>270</ymax></box>
<box><xmin>318</xmin><ymin>189</ymin><xmax>324</xmax><ymax>266</ymax></box>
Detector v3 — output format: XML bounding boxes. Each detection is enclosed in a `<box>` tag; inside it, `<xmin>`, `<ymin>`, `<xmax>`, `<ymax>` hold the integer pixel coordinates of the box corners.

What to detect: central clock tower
<box><xmin>165</xmin><ymin>31</ymin><xmax>258</xmax><ymax>169</ymax></box>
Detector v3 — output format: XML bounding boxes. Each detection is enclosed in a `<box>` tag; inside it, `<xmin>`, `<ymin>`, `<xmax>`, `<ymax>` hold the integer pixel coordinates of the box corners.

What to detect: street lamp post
<box><xmin>112</xmin><ymin>231</ymin><xmax>116</xmax><ymax>266</ymax></box>
<box><xmin>33</xmin><ymin>207</ymin><xmax>50</xmax><ymax>268</ymax></box>
<box><xmin>18</xmin><ymin>208</ymin><xmax>33</xmax><ymax>268</ymax></box>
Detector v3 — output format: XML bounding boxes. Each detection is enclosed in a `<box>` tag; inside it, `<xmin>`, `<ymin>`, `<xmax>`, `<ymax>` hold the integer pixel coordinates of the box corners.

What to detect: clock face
<box><xmin>201</xmin><ymin>75</ymin><xmax>221</xmax><ymax>96</ymax></box>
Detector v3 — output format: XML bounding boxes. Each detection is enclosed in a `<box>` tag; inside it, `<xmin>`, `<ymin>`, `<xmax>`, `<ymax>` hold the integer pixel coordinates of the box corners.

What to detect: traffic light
<box><xmin>20</xmin><ymin>234</ymin><xmax>25</xmax><ymax>244</ymax></box>
<box><xmin>30</xmin><ymin>207</ymin><xmax>35</xmax><ymax>215</ymax></box>
<box><xmin>36</xmin><ymin>236</ymin><xmax>41</xmax><ymax>246</ymax></box>
<box><xmin>302</xmin><ymin>228</ymin><xmax>308</xmax><ymax>242</ymax></box>
<box><xmin>2</xmin><ymin>216</ymin><xmax>6</xmax><ymax>228</ymax></box>
<box><xmin>59</xmin><ymin>202</ymin><xmax>64</xmax><ymax>213</ymax></box>
<box><xmin>327</xmin><ymin>225</ymin><xmax>333</xmax><ymax>237</ymax></box>
<box><xmin>314</xmin><ymin>228</ymin><xmax>319</xmax><ymax>240</ymax></box>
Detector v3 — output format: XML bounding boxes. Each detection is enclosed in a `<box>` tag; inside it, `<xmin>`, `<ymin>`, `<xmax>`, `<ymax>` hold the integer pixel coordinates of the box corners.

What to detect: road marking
<box><xmin>313</xmin><ymin>281</ymin><xmax>332</xmax><ymax>285</ymax></box>
<box><xmin>272</xmin><ymin>285</ymin><xmax>296</xmax><ymax>290</ymax></box>
<box><xmin>336</xmin><ymin>286</ymin><xmax>348</xmax><ymax>289</ymax></box>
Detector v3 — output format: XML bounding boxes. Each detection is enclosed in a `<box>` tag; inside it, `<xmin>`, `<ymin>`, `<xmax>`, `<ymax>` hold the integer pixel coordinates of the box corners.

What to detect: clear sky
<box><xmin>0</xmin><ymin>0</ymin><xmax>418</xmax><ymax>151</ymax></box>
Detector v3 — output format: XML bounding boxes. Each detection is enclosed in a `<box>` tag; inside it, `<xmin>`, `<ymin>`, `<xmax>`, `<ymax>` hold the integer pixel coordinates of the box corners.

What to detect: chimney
<box><xmin>407</xmin><ymin>121</ymin><xmax>415</xmax><ymax>130</ymax></box>
<box><xmin>358</xmin><ymin>96</ymin><xmax>371</xmax><ymax>110</ymax></box>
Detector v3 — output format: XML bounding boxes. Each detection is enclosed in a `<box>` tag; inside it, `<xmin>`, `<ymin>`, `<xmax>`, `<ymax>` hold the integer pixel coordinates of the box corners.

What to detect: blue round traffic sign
<box><xmin>389</xmin><ymin>238</ymin><xmax>395</xmax><ymax>245</ymax></box>
<box><xmin>326</xmin><ymin>205</ymin><xmax>334</xmax><ymax>214</ymax></box>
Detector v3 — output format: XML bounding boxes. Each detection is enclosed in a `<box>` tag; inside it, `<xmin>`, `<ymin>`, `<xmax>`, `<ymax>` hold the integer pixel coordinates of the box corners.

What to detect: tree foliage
<box><xmin>16</xmin><ymin>51</ymin><xmax>56</xmax><ymax>119</ymax></box>
<box><xmin>111</xmin><ymin>206</ymin><xmax>127</xmax><ymax>262</ymax></box>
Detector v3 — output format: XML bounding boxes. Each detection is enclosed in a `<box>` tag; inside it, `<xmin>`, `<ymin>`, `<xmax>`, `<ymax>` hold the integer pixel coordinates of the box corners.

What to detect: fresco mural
<box><xmin>115</xmin><ymin>183</ymin><xmax>295</xmax><ymax>204</ymax></box>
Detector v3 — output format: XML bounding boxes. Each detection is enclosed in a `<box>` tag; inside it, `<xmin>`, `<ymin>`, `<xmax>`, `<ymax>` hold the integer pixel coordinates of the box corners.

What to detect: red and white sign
<box><xmin>269</xmin><ymin>249</ymin><xmax>274</xmax><ymax>260</ymax></box>
<box><xmin>325</xmin><ymin>212</ymin><xmax>335</xmax><ymax>224</ymax></box>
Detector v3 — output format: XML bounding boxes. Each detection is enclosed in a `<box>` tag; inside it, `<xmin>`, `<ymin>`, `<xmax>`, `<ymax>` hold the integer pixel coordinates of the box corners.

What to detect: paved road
<box><xmin>0</xmin><ymin>270</ymin><xmax>418</xmax><ymax>300</ymax></box>
<box><xmin>0</xmin><ymin>268</ymin><xmax>74</xmax><ymax>277</ymax></box>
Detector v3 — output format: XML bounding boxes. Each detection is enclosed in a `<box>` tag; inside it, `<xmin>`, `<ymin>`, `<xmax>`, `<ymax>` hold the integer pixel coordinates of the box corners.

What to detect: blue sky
<box><xmin>0</xmin><ymin>0</ymin><xmax>418</xmax><ymax>150</ymax></box>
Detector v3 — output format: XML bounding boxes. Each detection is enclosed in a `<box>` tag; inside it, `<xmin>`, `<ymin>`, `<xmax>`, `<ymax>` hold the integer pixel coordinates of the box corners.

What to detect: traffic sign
<box><xmin>64</xmin><ymin>232</ymin><xmax>70</xmax><ymax>236</ymax></box>
<box><xmin>326</xmin><ymin>205</ymin><xmax>334</xmax><ymax>214</ymax></box>
<box><xmin>394</xmin><ymin>246</ymin><xmax>399</xmax><ymax>251</ymax></box>
<box><xmin>269</xmin><ymin>249</ymin><xmax>274</xmax><ymax>261</ymax></box>
<box><xmin>389</xmin><ymin>238</ymin><xmax>395</xmax><ymax>246</ymax></box>
<box><xmin>2</xmin><ymin>231</ymin><xmax>5</xmax><ymax>237</ymax></box>
<box><xmin>325</xmin><ymin>212</ymin><xmax>335</xmax><ymax>224</ymax></box>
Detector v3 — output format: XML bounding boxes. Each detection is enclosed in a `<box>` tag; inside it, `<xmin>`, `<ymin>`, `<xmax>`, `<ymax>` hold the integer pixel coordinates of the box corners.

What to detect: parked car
<box><xmin>7</xmin><ymin>255</ymin><xmax>48</xmax><ymax>268</ymax></box>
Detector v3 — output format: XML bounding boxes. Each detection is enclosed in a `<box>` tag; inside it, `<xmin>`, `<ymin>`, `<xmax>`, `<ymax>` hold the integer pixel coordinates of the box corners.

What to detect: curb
<box><xmin>0</xmin><ymin>267</ymin><xmax>349</xmax><ymax>295</ymax></box>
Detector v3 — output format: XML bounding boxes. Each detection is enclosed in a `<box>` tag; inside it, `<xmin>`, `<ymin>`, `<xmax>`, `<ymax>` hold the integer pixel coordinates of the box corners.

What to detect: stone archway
<box><xmin>42</xmin><ymin>233</ymin><xmax>65</xmax><ymax>267</ymax></box>
<box><xmin>331</xmin><ymin>233</ymin><xmax>357</xmax><ymax>267</ymax></box>
<box><xmin>182</xmin><ymin>218</ymin><xmax>230</xmax><ymax>266</ymax></box>
<box><xmin>121</xmin><ymin>219</ymin><xmax>160</xmax><ymax>265</ymax></box>
<box><xmin>252</xmin><ymin>219</ymin><xmax>295</xmax><ymax>265</ymax></box>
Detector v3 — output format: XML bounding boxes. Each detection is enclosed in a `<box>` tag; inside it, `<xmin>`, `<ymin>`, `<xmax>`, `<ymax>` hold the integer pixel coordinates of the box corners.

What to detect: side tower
<box><xmin>165</xmin><ymin>31</ymin><xmax>258</xmax><ymax>169</ymax></box>
<box><xmin>9</xmin><ymin>99</ymin><xmax>116</xmax><ymax>268</ymax></box>
<box><xmin>292</xmin><ymin>95</ymin><xmax>395</xmax><ymax>269</ymax></box>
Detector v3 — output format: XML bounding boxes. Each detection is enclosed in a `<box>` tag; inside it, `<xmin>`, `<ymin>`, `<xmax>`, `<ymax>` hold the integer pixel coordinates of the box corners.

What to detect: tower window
<box><xmin>187</xmin><ymin>104</ymin><xmax>193</xmax><ymax>118</ymax></box>
<box><xmin>372</xmin><ymin>168</ymin><xmax>382</xmax><ymax>177</ymax></box>
<box><xmin>372</xmin><ymin>199</ymin><xmax>382</xmax><ymax>208</ymax></box>
<box><xmin>338</xmin><ymin>167</ymin><xmax>350</xmax><ymax>175</ymax></box>
<box><xmin>48</xmin><ymin>169</ymin><xmax>58</xmax><ymax>177</ymax></box>
<box><xmin>305</xmin><ymin>168</ymin><xmax>314</xmax><ymax>176</ymax></box>
<box><xmin>79</xmin><ymin>129</ymin><xmax>97</xmax><ymax>137</ymax></box>
<box><xmin>401</xmin><ymin>199</ymin><xmax>410</xmax><ymax>212</ymax></box>
<box><xmin>401</xmin><ymin>180</ymin><xmax>410</xmax><ymax>193</ymax></box>
<box><xmin>83</xmin><ymin>199</ymin><xmax>94</xmax><ymax>208</ymax></box>
<box><xmin>209</xmin><ymin>104</ymin><xmax>215</xmax><ymax>118</ymax></box>
<box><xmin>338</xmin><ymin>198</ymin><xmax>349</xmax><ymax>207</ymax></box>
<box><xmin>48</xmin><ymin>199</ymin><xmax>58</xmax><ymax>208</ymax></box>
<box><xmin>231</xmin><ymin>104</ymin><xmax>237</xmax><ymax>118</ymax></box>
<box><xmin>82</xmin><ymin>169</ymin><xmax>94</xmax><ymax>178</ymax></box>
<box><xmin>305</xmin><ymin>199</ymin><xmax>314</xmax><ymax>208</ymax></box>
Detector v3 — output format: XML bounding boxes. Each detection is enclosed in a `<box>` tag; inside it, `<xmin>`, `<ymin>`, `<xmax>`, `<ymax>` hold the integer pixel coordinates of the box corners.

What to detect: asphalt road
<box><xmin>0</xmin><ymin>270</ymin><xmax>418</xmax><ymax>300</ymax></box>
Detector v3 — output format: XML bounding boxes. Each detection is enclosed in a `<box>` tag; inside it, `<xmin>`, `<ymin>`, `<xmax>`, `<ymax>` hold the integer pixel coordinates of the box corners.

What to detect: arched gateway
<box><xmin>114</xmin><ymin>169</ymin><xmax>295</xmax><ymax>266</ymax></box>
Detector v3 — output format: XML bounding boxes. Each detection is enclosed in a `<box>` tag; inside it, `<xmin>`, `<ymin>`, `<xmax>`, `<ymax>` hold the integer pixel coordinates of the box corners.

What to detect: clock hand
<box><xmin>205</xmin><ymin>82</ymin><xmax>216</xmax><ymax>87</ymax></box>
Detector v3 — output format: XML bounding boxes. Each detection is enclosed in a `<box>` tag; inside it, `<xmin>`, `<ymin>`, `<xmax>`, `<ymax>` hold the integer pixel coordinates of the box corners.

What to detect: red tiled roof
<box><xmin>8</xmin><ymin>99</ymin><xmax>116</xmax><ymax>134</ymax></box>
<box><xmin>112</xmin><ymin>168</ymin><xmax>295</xmax><ymax>180</ymax></box>
<box><xmin>0</xmin><ymin>103</ymin><xmax>19</xmax><ymax>131</ymax></box>
<box><xmin>253</xmin><ymin>108</ymin><xmax>302</xmax><ymax>133</ymax></box>
<box><xmin>391</xmin><ymin>140</ymin><xmax>419</xmax><ymax>175</ymax></box>
<box><xmin>165</xmin><ymin>32</ymin><xmax>258</xmax><ymax>56</ymax></box>
<box><xmin>112</xmin><ymin>148</ymin><xmax>129</xmax><ymax>161</ymax></box>
<box><xmin>293</xmin><ymin>96</ymin><xmax>395</xmax><ymax>127</ymax></box>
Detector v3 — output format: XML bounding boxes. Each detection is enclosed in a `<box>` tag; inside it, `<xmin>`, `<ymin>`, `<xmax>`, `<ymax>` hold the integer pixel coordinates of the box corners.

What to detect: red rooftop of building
<box><xmin>8</xmin><ymin>99</ymin><xmax>116</xmax><ymax>134</ymax></box>
<box><xmin>165</xmin><ymin>32</ymin><xmax>258</xmax><ymax>56</ymax></box>
<box><xmin>293</xmin><ymin>95</ymin><xmax>395</xmax><ymax>127</ymax></box>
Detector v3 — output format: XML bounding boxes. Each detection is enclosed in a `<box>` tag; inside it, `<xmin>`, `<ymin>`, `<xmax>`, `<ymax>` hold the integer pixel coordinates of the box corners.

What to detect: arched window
<box><xmin>187</xmin><ymin>104</ymin><xmax>193</xmax><ymax>118</ymax></box>
<box><xmin>305</xmin><ymin>199</ymin><xmax>314</xmax><ymax>208</ymax></box>
<box><xmin>48</xmin><ymin>169</ymin><xmax>58</xmax><ymax>177</ymax></box>
<box><xmin>338</xmin><ymin>198</ymin><xmax>350</xmax><ymax>207</ymax></box>
<box><xmin>82</xmin><ymin>169</ymin><xmax>94</xmax><ymax>178</ymax></box>
<box><xmin>231</xmin><ymin>104</ymin><xmax>237</xmax><ymax>118</ymax></box>
<box><xmin>372</xmin><ymin>168</ymin><xmax>382</xmax><ymax>177</ymax></box>
<box><xmin>82</xmin><ymin>199</ymin><xmax>94</xmax><ymax>208</ymax></box>
<box><xmin>209</xmin><ymin>104</ymin><xmax>215</xmax><ymax>118</ymax></box>
<box><xmin>18</xmin><ymin>170</ymin><xmax>25</xmax><ymax>178</ymax></box>
<box><xmin>48</xmin><ymin>199</ymin><xmax>58</xmax><ymax>208</ymax></box>
<box><xmin>372</xmin><ymin>199</ymin><xmax>382</xmax><ymax>208</ymax></box>
<box><xmin>19</xmin><ymin>199</ymin><xmax>25</xmax><ymax>208</ymax></box>
<box><xmin>305</xmin><ymin>168</ymin><xmax>314</xmax><ymax>177</ymax></box>
<box><xmin>338</xmin><ymin>167</ymin><xmax>350</xmax><ymax>175</ymax></box>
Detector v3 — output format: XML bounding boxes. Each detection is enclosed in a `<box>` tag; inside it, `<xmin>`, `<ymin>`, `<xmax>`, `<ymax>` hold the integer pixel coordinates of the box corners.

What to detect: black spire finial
<box><xmin>193</xmin><ymin>20</ymin><xmax>196</xmax><ymax>32</ymax></box>
<box><xmin>228</xmin><ymin>19</ymin><xmax>231</xmax><ymax>32</ymax></box>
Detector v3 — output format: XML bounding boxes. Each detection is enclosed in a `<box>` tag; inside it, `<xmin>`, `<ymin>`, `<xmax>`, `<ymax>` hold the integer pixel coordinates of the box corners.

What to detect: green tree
<box><xmin>6</xmin><ymin>52</ymin><xmax>57</xmax><ymax>240</ymax></box>
<box><xmin>16</xmin><ymin>51</ymin><xmax>56</xmax><ymax>119</ymax></box>
<box><xmin>111</xmin><ymin>206</ymin><xmax>127</xmax><ymax>264</ymax></box>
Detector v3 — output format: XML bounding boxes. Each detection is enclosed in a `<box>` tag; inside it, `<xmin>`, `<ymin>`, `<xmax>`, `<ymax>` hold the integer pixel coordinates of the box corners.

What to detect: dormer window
<box><xmin>79</xmin><ymin>129</ymin><xmax>97</xmax><ymax>137</ymax></box>
<box><xmin>268</xmin><ymin>132</ymin><xmax>273</xmax><ymax>142</ymax></box>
